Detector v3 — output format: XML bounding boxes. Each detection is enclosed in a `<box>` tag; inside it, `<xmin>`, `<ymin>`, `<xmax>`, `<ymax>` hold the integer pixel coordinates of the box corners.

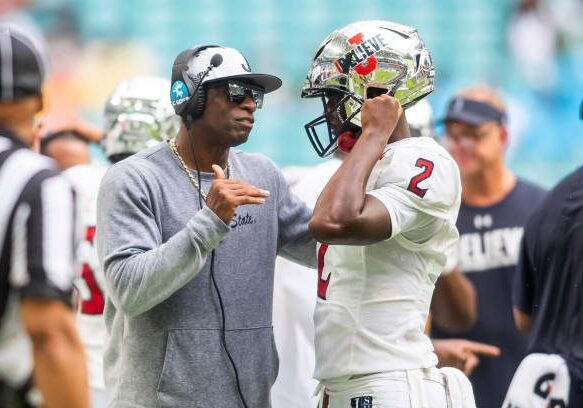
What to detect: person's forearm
<box><xmin>22</xmin><ymin>301</ymin><xmax>89</xmax><ymax>408</ymax></box>
<box><xmin>103</xmin><ymin>207</ymin><xmax>229</xmax><ymax>317</ymax></box>
<box><xmin>431</xmin><ymin>271</ymin><xmax>477</xmax><ymax>333</ymax></box>
<box><xmin>32</xmin><ymin>328</ymin><xmax>89</xmax><ymax>408</ymax></box>
<box><xmin>311</xmin><ymin>132</ymin><xmax>385</xmax><ymax>235</ymax></box>
<box><xmin>513</xmin><ymin>307</ymin><xmax>533</xmax><ymax>332</ymax></box>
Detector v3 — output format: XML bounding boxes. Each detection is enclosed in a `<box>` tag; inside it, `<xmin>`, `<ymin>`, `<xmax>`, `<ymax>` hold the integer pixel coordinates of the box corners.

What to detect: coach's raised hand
<box><xmin>206</xmin><ymin>164</ymin><xmax>270</xmax><ymax>224</ymax></box>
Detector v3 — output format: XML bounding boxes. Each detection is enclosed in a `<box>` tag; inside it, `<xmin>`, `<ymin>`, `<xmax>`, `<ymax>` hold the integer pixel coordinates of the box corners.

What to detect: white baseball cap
<box><xmin>188</xmin><ymin>46</ymin><xmax>281</xmax><ymax>92</ymax></box>
<box><xmin>170</xmin><ymin>45</ymin><xmax>282</xmax><ymax>115</ymax></box>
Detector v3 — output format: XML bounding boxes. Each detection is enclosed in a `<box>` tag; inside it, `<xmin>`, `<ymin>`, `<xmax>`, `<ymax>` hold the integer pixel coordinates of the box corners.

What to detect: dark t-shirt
<box><xmin>432</xmin><ymin>179</ymin><xmax>546</xmax><ymax>408</ymax></box>
<box><xmin>514</xmin><ymin>166</ymin><xmax>583</xmax><ymax>391</ymax></box>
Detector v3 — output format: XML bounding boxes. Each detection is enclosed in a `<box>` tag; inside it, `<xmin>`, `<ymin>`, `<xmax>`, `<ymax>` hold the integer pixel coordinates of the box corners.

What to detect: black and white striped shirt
<box><xmin>0</xmin><ymin>129</ymin><xmax>75</xmax><ymax>320</ymax></box>
<box><xmin>0</xmin><ymin>129</ymin><xmax>78</xmax><ymax>390</ymax></box>
<box><xmin>0</xmin><ymin>129</ymin><xmax>76</xmax><ymax>386</ymax></box>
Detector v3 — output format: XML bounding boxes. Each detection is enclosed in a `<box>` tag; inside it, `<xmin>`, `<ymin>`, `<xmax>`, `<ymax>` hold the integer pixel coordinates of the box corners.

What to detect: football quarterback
<box><xmin>302</xmin><ymin>20</ymin><xmax>475</xmax><ymax>407</ymax></box>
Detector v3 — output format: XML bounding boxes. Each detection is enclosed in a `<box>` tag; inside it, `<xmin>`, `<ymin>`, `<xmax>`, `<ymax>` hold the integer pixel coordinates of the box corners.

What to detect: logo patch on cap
<box><xmin>170</xmin><ymin>80</ymin><xmax>189</xmax><ymax>106</ymax></box>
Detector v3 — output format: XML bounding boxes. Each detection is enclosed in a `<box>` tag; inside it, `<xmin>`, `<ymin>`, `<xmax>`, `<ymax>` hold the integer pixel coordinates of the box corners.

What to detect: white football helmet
<box><xmin>301</xmin><ymin>20</ymin><xmax>435</xmax><ymax>156</ymax></box>
<box><xmin>103</xmin><ymin>76</ymin><xmax>180</xmax><ymax>162</ymax></box>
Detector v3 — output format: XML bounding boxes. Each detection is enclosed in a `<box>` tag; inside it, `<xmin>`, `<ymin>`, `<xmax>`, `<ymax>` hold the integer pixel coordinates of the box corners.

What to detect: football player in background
<box><xmin>301</xmin><ymin>20</ymin><xmax>475</xmax><ymax>407</ymax></box>
<box><xmin>64</xmin><ymin>76</ymin><xmax>179</xmax><ymax>407</ymax></box>
<box><xmin>271</xmin><ymin>154</ymin><xmax>342</xmax><ymax>408</ymax></box>
<box><xmin>40</xmin><ymin>129</ymin><xmax>91</xmax><ymax>170</ymax></box>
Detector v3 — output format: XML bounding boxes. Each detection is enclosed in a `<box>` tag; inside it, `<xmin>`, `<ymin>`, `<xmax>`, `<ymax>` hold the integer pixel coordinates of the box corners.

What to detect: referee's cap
<box><xmin>0</xmin><ymin>23</ymin><xmax>47</xmax><ymax>102</ymax></box>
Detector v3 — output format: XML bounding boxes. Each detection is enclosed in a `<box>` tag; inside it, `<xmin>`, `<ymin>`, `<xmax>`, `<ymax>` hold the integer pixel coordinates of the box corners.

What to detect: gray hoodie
<box><xmin>96</xmin><ymin>142</ymin><xmax>316</xmax><ymax>407</ymax></box>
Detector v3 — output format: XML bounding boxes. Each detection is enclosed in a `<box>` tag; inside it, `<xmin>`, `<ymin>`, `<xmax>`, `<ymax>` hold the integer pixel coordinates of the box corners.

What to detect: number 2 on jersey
<box><xmin>80</xmin><ymin>226</ymin><xmax>105</xmax><ymax>314</ymax></box>
<box><xmin>407</xmin><ymin>158</ymin><xmax>434</xmax><ymax>198</ymax></box>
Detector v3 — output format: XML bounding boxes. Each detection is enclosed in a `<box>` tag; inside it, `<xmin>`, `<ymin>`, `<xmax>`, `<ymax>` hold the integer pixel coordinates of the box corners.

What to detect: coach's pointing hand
<box><xmin>432</xmin><ymin>338</ymin><xmax>501</xmax><ymax>376</ymax></box>
<box><xmin>206</xmin><ymin>164</ymin><xmax>270</xmax><ymax>224</ymax></box>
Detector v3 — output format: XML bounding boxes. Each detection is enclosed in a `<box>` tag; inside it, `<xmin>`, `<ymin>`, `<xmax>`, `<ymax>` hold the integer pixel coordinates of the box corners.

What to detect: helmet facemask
<box><xmin>302</xmin><ymin>87</ymin><xmax>363</xmax><ymax>157</ymax></box>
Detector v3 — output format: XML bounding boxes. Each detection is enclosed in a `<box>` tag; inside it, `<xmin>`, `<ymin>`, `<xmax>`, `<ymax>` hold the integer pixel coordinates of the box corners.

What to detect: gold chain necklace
<box><xmin>168</xmin><ymin>138</ymin><xmax>230</xmax><ymax>201</ymax></box>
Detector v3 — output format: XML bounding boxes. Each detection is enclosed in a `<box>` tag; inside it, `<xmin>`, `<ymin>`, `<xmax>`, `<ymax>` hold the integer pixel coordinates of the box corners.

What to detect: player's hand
<box><xmin>360</xmin><ymin>93</ymin><xmax>403</xmax><ymax>143</ymax></box>
<box><xmin>432</xmin><ymin>338</ymin><xmax>501</xmax><ymax>376</ymax></box>
<box><xmin>205</xmin><ymin>164</ymin><xmax>270</xmax><ymax>224</ymax></box>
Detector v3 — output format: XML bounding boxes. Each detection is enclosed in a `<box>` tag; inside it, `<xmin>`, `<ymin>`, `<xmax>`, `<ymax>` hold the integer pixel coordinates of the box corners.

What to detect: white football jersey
<box><xmin>313</xmin><ymin>137</ymin><xmax>461</xmax><ymax>381</ymax></box>
<box><xmin>272</xmin><ymin>159</ymin><xmax>341</xmax><ymax>408</ymax></box>
<box><xmin>64</xmin><ymin>163</ymin><xmax>108</xmax><ymax>390</ymax></box>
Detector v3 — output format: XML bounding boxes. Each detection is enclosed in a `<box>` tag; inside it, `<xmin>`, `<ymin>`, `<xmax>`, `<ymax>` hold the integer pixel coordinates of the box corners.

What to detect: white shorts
<box><xmin>90</xmin><ymin>386</ymin><xmax>108</xmax><ymax>408</ymax></box>
<box><xmin>317</xmin><ymin>367</ymin><xmax>475</xmax><ymax>408</ymax></box>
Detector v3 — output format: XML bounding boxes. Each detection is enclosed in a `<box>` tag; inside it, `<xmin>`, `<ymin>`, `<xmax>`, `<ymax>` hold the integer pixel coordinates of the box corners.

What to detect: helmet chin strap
<box><xmin>335</xmin><ymin>107</ymin><xmax>363</xmax><ymax>154</ymax></box>
<box><xmin>337</xmin><ymin>131</ymin><xmax>357</xmax><ymax>153</ymax></box>
<box><xmin>337</xmin><ymin>127</ymin><xmax>363</xmax><ymax>153</ymax></box>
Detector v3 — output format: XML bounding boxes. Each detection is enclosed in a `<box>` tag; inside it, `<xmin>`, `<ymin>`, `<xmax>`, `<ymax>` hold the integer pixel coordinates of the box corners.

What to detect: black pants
<box><xmin>569</xmin><ymin>376</ymin><xmax>583</xmax><ymax>407</ymax></box>
<box><xmin>0</xmin><ymin>378</ymin><xmax>36</xmax><ymax>408</ymax></box>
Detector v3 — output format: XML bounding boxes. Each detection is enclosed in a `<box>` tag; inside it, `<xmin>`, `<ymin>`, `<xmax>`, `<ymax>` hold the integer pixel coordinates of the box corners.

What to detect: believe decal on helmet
<box><xmin>334</xmin><ymin>33</ymin><xmax>388</xmax><ymax>76</ymax></box>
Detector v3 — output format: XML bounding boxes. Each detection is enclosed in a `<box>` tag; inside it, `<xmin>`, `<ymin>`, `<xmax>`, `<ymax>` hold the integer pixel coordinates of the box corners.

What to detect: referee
<box><xmin>0</xmin><ymin>24</ymin><xmax>88</xmax><ymax>407</ymax></box>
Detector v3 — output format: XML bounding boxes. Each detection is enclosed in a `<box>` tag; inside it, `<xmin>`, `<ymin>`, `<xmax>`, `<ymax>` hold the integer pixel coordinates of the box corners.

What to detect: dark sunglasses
<box><xmin>226</xmin><ymin>81</ymin><xmax>264</xmax><ymax>108</ymax></box>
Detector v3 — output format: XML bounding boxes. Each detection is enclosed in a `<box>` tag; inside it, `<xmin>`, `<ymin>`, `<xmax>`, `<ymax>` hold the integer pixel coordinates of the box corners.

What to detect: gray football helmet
<box><xmin>301</xmin><ymin>20</ymin><xmax>435</xmax><ymax>156</ymax></box>
<box><xmin>103</xmin><ymin>76</ymin><xmax>180</xmax><ymax>162</ymax></box>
